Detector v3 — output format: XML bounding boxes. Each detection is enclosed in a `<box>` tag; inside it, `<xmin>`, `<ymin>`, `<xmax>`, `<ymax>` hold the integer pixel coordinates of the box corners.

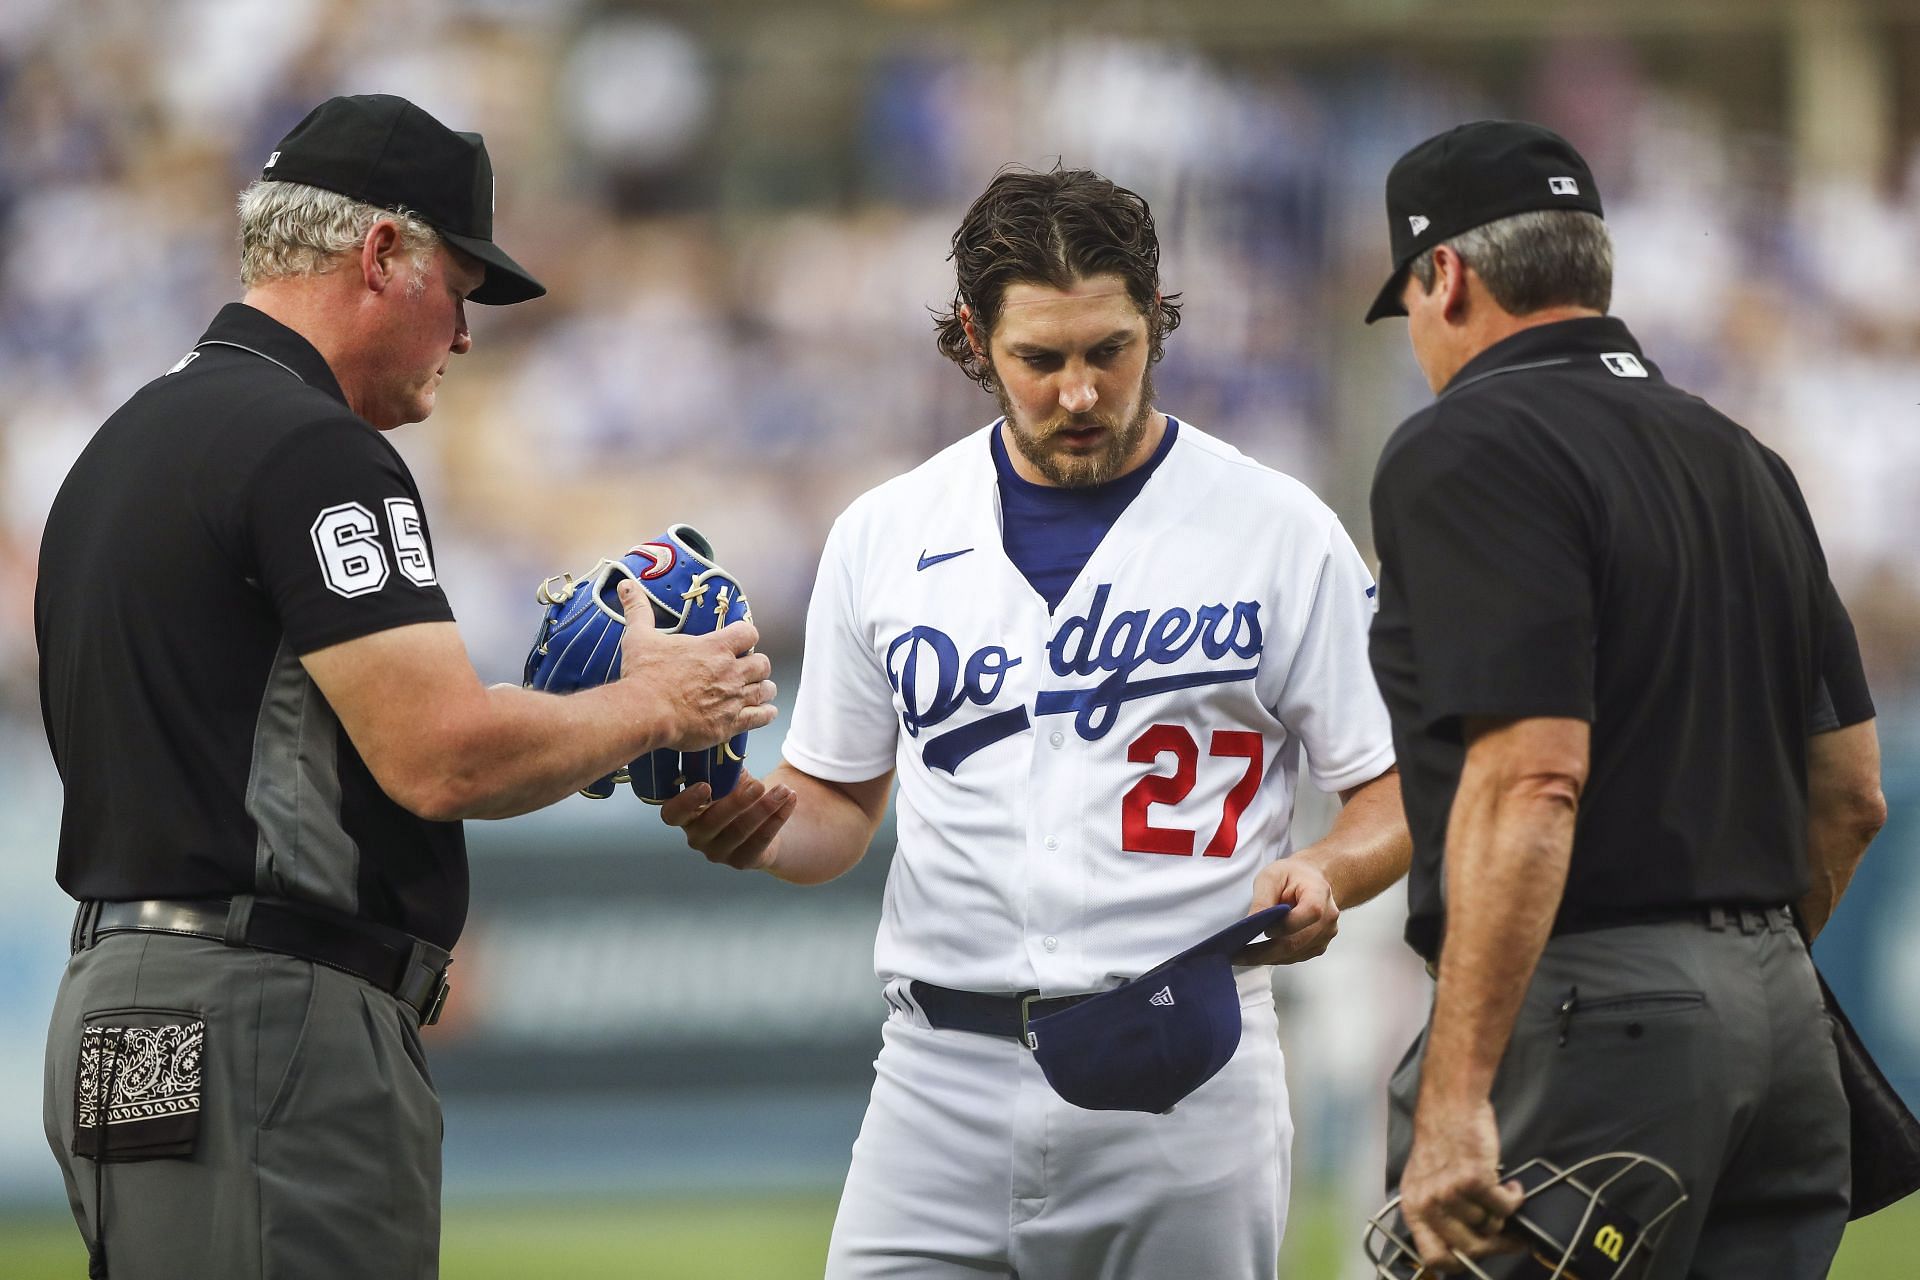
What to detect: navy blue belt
<box><xmin>909</xmin><ymin>980</ymin><xmax>1098</xmax><ymax>1044</ymax></box>
<box><xmin>71</xmin><ymin>896</ymin><xmax>452</xmax><ymax>1026</ymax></box>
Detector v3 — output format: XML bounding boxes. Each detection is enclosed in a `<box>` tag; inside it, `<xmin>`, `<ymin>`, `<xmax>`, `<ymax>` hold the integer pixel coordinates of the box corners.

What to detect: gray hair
<box><xmin>1409</xmin><ymin>209</ymin><xmax>1613</xmax><ymax>315</ymax></box>
<box><xmin>237</xmin><ymin>180</ymin><xmax>441</xmax><ymax>294</ymax></box>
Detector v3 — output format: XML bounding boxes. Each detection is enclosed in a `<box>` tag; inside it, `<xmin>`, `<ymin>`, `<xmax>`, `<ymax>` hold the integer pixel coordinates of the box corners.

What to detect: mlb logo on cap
<box><xmin>1549</xmin><ymin>176</ymin><xmax>1581</xmax><ymax>195</ymax></box>
<box><xmin>1024</xmin><ymin>904</ymin><xmax>1291</xmax><ymax>1114</ymax></box>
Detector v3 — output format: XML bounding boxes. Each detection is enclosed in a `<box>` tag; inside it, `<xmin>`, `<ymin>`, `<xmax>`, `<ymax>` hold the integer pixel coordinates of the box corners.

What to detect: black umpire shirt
<box><xmin>1368</xmin><ymin>316</ymin><xmax>1875</xmax><ymax>962</ymax></box>
<box><xmin>36</xmin><ymin>303</ymin><xmax>468</xmax><ymax>948</ymax></box>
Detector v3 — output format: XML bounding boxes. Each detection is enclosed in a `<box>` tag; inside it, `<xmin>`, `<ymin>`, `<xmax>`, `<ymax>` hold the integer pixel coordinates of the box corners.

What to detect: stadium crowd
<box><xmin>1</xmin><ymin>0</ymin><xmax>1915</xmax><ymax>720</ymax></box>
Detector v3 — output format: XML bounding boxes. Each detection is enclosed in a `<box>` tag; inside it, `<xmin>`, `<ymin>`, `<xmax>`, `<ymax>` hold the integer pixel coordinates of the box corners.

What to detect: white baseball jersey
<box><xmin>784</xmin><ymin>418</ymin><xmax>1395</xmax><ymax>995</ymax></box>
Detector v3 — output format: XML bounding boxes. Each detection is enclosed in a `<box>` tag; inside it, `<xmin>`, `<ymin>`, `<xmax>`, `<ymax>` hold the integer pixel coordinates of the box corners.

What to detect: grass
<box><xmin>442</xmin><ymin>1196</ymin><xmax>838</xmax><ymax>1279</ymax></box>
<box><xmin>0</xmin><ymin>1186</ymin><xmax>1913</xmax><ymax>1277</ymax></box>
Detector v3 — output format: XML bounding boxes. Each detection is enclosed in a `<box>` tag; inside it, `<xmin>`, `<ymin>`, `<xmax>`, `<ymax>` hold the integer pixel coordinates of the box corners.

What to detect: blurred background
<box><xmin>2</xmin><ymin>0</ymin><xmax>1918</xmax><ymax>1275</ymax></box>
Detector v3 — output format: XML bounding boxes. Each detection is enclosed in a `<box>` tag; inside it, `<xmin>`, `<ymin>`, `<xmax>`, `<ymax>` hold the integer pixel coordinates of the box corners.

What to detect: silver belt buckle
<box><xmin>420</xmin><ymin>971</ymin><xmax>452</xmax><ymax>1026</ymax></box>
<box><xmin>1019</xmin><ymin>992</ymin><xmax>1043</xmax><ymax>1050</ymax></box>
<box><xmin>402</xmin><ymin>939</ymin><xmax>454</xmax><ymax>1026</ymax></box>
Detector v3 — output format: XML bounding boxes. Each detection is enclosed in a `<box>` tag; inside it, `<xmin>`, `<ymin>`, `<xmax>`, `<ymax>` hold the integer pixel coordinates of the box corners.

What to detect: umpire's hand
<box><xmin>1399</xmin><ymin>1098</ymin><xmax>1527</xmax><ymax>1273</ymax></box>
<box><xmin>615</xmin><ymin>580</ymin><xmax>777</xmax><ymax>751</ymax></box>
<box><xmin>661</xmin><ymin>769</ymin><xmax>797</xmax><ymax>871</ymax></box>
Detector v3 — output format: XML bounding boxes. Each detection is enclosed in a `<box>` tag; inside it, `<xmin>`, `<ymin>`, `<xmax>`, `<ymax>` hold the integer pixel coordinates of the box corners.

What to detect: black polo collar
<box><xmin>1438</xmin><ymin>315</ymin><xmax>1653</xmax><ymax>400</ymax></box>
<box><xmin>193</xmin><ymin>303</ymin><xmax>349</xmax><ymax>407</ymax></box>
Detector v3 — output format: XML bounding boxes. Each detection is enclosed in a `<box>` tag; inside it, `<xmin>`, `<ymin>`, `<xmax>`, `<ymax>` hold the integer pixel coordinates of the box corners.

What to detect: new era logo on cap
<box><xmin>1149</xmin><ymin>986</ymin><xmax>1175</xmax><ymax>1008</ymax></box>
<box><xmin>1550</xmin><ymin>176</ymin><xmax>1580</xmax><ymax>195</ymax></box>
<box><xmin>264</xmin><ymin>150</ymin><xmax>280</xmax><ymax>170</ymax></box>
<box><xmin>1408</xmin><ymin>215</ymin><xmax>1430</xmax><ymax>236</ymax></box>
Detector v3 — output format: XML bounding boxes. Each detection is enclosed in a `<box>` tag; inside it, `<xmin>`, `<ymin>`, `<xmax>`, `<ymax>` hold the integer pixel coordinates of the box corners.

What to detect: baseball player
<box><xmin>665</xmin><ymin>167</ymin><xmax>1410</xmax><ymax>1278</ymax></box>
<box><xmin>36</xmin><ymin>95</ymin><xmax>773</xmax><ymax>1280</ymax></box>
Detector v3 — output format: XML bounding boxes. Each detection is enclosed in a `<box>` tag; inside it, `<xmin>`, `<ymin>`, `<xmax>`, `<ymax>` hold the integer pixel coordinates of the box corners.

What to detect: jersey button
<box><xmin>1043</xmin><ymin>936</ymin><xmax>1059</xmax><ymax>952</ymax></box>
<box><xmin>1048</xmin><ymin>731</ymin><xmax>1065</xmax><ymax>748</ymax></box>
<box><xmin>1043</xmin><ymin>836</ymin><xmax>1059</xmax><ymax>851</ymax></box>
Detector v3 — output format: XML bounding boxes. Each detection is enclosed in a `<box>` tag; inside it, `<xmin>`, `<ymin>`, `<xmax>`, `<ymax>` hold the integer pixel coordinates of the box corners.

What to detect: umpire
<box><xmin>36</xmin><ymin>95</ymin><xmax>775</xmax><ymax>1280</ymax></box>
<box><xmin>1363</xmin><ymin>121</ymin><xmax>1887</xmax><ymax>1276</ymax></box>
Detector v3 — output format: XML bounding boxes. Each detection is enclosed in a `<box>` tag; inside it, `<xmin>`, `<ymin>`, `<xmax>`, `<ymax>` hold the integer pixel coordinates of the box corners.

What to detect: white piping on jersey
<box><xmin>193</xmin><ymin>340</ymin><xmax>307</xmax><ymax>385</ymax></box>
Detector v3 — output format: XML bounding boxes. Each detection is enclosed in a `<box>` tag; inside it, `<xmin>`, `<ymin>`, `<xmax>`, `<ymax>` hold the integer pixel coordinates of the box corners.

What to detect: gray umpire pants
<box><xmin>1387</xmin><ymin>911</ymin><xmax>1850</xmax><ymax>1280</ymax></box>
<box><xmin>44</xmin><ymin>931</ymin><xmax>442</xmax><ymax>1280</ymax></box>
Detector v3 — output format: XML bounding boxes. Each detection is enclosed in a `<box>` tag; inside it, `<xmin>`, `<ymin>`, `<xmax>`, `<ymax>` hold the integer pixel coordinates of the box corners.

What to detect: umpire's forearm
<box><xmin>759</xmin><ymin>763</ymin><xmax>892</xmax><ymax>885</ymax></box>
<box><xmin>1424</xmin><ymin>781</ymin><xmax>1570</xmax><ymax>1106</ymax></box>
<box><xmin>305</xmin><ymin>622</ymin><xmax>674</xmax><ymax>823</ymax></box>
<box><xmin>1799</xmin><ymin>719</ymin><xmax>1888</xmax><ymax>940</ymax></box>
<box><xmin>1420</xmin><ymin>718</ymin><xmax>1586</xmax><ymax>1111</ymax></box>
<box><xmin>442</xmin><ymin>682</ymin><xmax>672</xmax><ymax>820</ymax></box>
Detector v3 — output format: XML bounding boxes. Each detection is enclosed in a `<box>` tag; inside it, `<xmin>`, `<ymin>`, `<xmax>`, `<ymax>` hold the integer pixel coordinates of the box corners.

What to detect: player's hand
<box><xmin>660</xmin><ymin>770</ymin><xmax>797</xmax><ymax>871</ymax></box>
<box><xmin>614</xmin><ymin>580</ymin><xmax>777</xmax><ymax>751</ymax></box>
<box><xmin>1398</xmin><ymin>1097</ymin><xmax>1526</xmax><ymax>1273</ymax></box>
<box><xmin>1236</xmin><ymin>859</ymin><xmax>1339</xmax><ymax>964</ymax></box>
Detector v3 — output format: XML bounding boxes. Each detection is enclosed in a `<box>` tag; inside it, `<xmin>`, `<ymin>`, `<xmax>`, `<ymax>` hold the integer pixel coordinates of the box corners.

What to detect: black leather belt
<box><xmin>1703</xmin><ymin>904</ymin><xmax>1796</xmax><ymax>934</ymax></box>
<box><xmin>71</xmin><ymin>896</ymin><xmax>453</xmax><ymax>1026</ymax></box>
<box><xmin>910</xmin><ymin>980</ymin><xmax>1099</xmax><ymax>1047</ymax></box>
<box><xmin>1423</xmin><ymin>903</ymin><xmax>1797</xmax><ymax>978</ymax></box>
<box><xmin>1557</xmin><ymin>901</ymin><xmax>1796</xmax><ymax>938</ymax></box>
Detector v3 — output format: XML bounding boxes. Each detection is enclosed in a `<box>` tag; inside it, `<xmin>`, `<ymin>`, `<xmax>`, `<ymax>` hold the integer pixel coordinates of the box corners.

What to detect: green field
<box><xmin>2</xmin><ymin>1188</ymin><xmax>1914</xmax><ymax>1277</ymax></box>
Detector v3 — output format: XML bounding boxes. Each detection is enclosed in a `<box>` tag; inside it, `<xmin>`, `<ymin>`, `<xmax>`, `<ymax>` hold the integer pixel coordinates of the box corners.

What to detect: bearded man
<box><xmin>663</xmin><ymin>166</ymin><xmax>1410</xmax><ymax>1279</ymax></box>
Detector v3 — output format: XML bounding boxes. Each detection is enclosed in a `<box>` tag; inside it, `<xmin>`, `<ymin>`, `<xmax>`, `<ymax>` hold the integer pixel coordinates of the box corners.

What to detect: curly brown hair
<box><xmin>933</xmin><ymin>167</ymin><xmax>1182</xmax><ymax>391</ymax></box>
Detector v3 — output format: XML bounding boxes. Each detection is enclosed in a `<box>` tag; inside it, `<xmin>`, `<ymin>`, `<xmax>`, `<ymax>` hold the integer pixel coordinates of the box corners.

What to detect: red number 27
<box><xmin>1121</xmin><ymin>725</ymin><xmax>1264</xmax><ymax>858</ymax></box>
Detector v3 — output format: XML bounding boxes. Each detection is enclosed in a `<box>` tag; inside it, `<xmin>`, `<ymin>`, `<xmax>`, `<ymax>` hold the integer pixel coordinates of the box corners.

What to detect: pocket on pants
<box><xmin>1555</xmin><ymin>990</ymin><xmax>1704</xmax><ymax>1047</ymax></box>
<box><xmin>71</xmin><ymin>1008</ymin><xmax>205</xmax><ymax>1161</ymax></box>
<box><xmin>258</xmin><ymin>956</ymin><xmax>320</xmax><ymax>1130</ymax></box>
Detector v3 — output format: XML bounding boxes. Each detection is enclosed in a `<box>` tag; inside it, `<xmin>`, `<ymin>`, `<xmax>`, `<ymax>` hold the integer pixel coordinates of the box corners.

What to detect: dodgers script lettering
<box><xmin>886</xmin><ymin>584</ymin><xmax>1264</xmax><ymax>773</ymax></box>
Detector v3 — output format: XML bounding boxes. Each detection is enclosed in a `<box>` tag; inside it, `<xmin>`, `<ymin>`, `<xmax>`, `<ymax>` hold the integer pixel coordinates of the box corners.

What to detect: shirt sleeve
<box><xmin>1373</xmin><ymin>416</ymin><xmax>1596</xmax><ymax>736</ymax></box>
<box><xmin>246</xmin><ymin>415</ymin><xmax>455</xmax><ymax>655</ymax></box>
<box><xmin>1271</xmin><ymin>518</ymin><xmax>1397</xmax><ymax>793</ymax></box>
<box><xmin>1812</xmin><ymin>581</ymin><xmax>1875</xmax><ymax>730</ymax></box>
<box><xmin>781</xmin><ymin>511</ymin><xmax>900</xmax><ymax>783</ymax></box>
<box><xmin>1759</xmin><ymin>447</ymin><xmax>1876</xmax><ymax>731</ymax></box>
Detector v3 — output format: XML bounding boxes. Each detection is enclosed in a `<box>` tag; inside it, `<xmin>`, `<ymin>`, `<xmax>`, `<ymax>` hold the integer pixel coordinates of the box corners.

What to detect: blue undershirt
<box><xmin>991</xmin><ymin>416</ymin><xmax>1180</xmax><ymax>613</ymax></box>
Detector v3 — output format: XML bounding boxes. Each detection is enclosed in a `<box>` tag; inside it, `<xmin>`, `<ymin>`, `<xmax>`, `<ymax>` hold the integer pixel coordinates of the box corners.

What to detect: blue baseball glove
<box><xmin>625</xmin><ymin>527</ymin><xmax>753</xmax><ymax>804</ymax></box>
<box><xmin>522</xmin><ymin>525</ymin><xmax>752</xmax><ymax>800</ymax></box>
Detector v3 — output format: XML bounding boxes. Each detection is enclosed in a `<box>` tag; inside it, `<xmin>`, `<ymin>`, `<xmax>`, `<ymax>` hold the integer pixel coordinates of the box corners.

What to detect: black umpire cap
<box><xmin>1364</xmin><ymin>120</ymin><xmax>1602</xmax><ymax>323</ymax></box>
<box><xmin>261</xmin><ymin>93</ymin><xmax>545</xmax><ymax>305</ymax></box>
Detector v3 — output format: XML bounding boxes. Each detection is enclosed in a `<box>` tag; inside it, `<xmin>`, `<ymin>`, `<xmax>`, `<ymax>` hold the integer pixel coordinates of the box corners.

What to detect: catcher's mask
<box><xmin>1363</xmin><ymin>1152</ymin><xmax>1688</xmax><ymax>1280</ymax></box>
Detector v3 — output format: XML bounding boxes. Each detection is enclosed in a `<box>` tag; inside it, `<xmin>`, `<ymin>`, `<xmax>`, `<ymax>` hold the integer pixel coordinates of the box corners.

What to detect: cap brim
<box><xmin>442</xmin><ymin>230</ymin><xmax>546</xmax><ymax>305</ymax></box>
<box><xmin>1175</xmin><ymin>903</ymin><xmax>1293</xmax><ymax>963</ymax></box>
<box><xmin>1364</xmin><ymin>264</ymin><xmax>1410</xmax><ymax>324</ymax></box>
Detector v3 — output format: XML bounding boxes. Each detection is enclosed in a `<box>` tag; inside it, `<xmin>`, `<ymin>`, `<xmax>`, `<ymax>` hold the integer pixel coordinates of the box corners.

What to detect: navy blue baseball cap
<box><xmin>1025</xmin><ymin>903</ymin><xmax>1291</xmax><ymax>1114</ymax></box>
<box><xmin>261</xmin><ymin>94</ymin><xmax>545</xmax><ymax>305</ymax></box>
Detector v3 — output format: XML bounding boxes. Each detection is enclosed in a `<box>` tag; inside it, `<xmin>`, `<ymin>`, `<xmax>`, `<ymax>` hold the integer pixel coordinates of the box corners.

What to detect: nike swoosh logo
<box><xmin>916</xmin><ymin>548</ymin><xmax>974</xmax><ymax>571</ymax></box>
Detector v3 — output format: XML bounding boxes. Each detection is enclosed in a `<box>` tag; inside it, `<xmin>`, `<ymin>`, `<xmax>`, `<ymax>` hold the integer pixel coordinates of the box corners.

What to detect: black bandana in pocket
<box><xmin>72</xmin><ymin>1009</ymin><xmax>205</xmax><ymax>1161</ymax></box>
